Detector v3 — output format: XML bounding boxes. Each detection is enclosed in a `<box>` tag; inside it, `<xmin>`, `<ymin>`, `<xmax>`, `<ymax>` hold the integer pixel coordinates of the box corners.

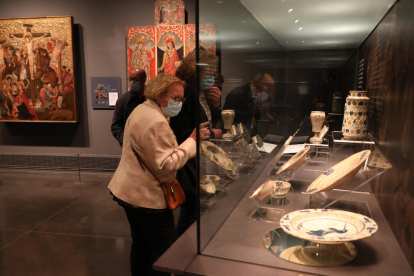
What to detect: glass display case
<box><xmin>154</xmin><ymin>0</ymin><xmax>413</xmax><ymax>275</ymax></box>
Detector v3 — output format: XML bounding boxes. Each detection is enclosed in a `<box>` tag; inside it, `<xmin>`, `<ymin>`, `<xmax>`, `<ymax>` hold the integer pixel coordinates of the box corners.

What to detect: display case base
<box><xmin>263</xmin><ymin>228</ymin><xmax>357</xmax><ymax>267</ymax></box>
<box><xmin>248</xmin><ymin>206</ymin><xmax>285</xmax><ymax>223</ymax></box>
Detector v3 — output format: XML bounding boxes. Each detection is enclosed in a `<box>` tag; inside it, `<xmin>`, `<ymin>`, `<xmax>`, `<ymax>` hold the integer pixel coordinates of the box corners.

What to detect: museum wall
<box><xmin>0</xmin><ymin>0</ymin><xmax>195</xmax><ymax>156</ymax></box>
<box><xmin>338</xmin><ymin>52</ymin><xmax>357</xmax><ymax>99</ymax></box>
<box><xmin>360</xmin><ymin>0</ymin><xmax>414</xmax><ymax>268</ymax></box>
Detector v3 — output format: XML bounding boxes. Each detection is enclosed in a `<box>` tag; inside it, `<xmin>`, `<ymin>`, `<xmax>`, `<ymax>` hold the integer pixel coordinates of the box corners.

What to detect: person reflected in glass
<box><xmin>109</xmin><ymin>73</ymin><xmax>210</xmax><ymax>276</ymax></box>
<box><xmin>169</xmin><ymin>50</ymin><xmax>222</xmax><ymax>237</ymax></box>
<box><xmin>223</xmin><ymin>72</ymin><xmax>275</xmax><ymax>135</ymax></box>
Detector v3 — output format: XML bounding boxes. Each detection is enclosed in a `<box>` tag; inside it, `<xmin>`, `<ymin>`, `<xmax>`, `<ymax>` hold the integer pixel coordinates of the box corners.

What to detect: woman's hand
<box><xmin>211</xmin><ymin>128</ymin><xmax>222</xmax><ymax>139</ymax></box>
<box><xmin>205</xmin><ymin>87</ymin><xmax>221</xmax><ymax>108</ymax></box>
<box><xmin>190</xmin><ymin>122</ymin><xmax>210</xmax><ymax>141</ymax></box>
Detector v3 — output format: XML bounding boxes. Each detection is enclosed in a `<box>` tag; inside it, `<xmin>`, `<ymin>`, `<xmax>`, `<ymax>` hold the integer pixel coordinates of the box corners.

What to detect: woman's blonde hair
<box><xmin>144</xmin><ymin>73</ymin><xmax>186</xmax><ymax>101</ymax></box>
<box><xmin>175</xmin><ymin>50</ymin><xmax>219</xmax><ymax>89</ymax></box>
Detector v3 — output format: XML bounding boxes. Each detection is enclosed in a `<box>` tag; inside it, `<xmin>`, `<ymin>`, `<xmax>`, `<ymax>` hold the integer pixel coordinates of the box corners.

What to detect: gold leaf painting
<box><xmin>0</xmin><ymin>16</ymin><xmax>76</xmax><ymax>122</ymax></box>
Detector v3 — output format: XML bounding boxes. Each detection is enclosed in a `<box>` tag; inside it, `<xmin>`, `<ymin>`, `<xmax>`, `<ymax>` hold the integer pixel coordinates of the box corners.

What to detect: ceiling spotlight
<box><xmin>299</xmin><ymin>27</ymin><xmax>302</xmax><ymax>30</ymax></box>
<box><xmin>286</xmin><ymin>41</ymin><xmax>289</xmax><ymax>43</ymax></box>
<box><xmin>295</xmin><ymin>20</ymin><xmax>299</xmax><ymax>23</ymax></box>
<box><xmin>217</xmin><ymin>1</ymin><xmax>223</xmax><ymax>3</ymax></box>
<box><xmin>302</xmin><ymin>41</ymin><xmax>305</xmax><ymax>43</ymax></box>
<box><xmin>257</xmin><ymin>42</ymin><xmax>259</xmax><ymax>44</ymax></box>
<box><xmin>242</xmin><ymin>20</ymin><xmax>247</xmax><ymax>23</ymax></box>
<box><xmin>288</xmin><ymin>9</ymin><xmax>293</xmax><ymax>13</ymax></box>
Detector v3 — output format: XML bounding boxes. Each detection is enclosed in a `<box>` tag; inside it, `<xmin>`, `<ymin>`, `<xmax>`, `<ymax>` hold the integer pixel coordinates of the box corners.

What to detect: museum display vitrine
<box><xmin>154</xmin><ymin>0</ymin><xmax>414</xmax><ymax>275</ymax></box>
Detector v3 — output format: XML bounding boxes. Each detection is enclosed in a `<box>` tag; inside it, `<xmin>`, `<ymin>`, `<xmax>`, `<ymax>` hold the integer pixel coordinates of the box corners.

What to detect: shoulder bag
<box><xmin>132</xmin><ymin>147</ymin><xmax>185</xmax><ymax>210</ymax></box>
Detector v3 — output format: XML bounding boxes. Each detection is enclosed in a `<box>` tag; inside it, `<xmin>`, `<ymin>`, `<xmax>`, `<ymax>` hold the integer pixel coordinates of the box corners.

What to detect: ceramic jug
<box><xmin>342</xmin><ymin>91</ymin><xmax>369</xmax><ymax>140</ymax></box>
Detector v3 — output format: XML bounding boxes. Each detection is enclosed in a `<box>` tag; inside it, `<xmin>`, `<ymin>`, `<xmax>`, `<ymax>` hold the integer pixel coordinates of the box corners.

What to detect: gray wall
<box><xmin>0</xmin><ymin>0</ymin><xmax>195</xmax><ymax>156</ymax></box>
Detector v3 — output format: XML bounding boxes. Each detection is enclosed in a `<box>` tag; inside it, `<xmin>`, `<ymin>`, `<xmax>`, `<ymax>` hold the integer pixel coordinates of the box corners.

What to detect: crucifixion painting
<box><xmin>9</xmin><ymin>24</ymin><xmax>51</xmax><ymax>82</ymax></box>
<box><xmin>0</xmin><ymin>16</ymin><xmax>76</xmax><ymax>122</ymax></box>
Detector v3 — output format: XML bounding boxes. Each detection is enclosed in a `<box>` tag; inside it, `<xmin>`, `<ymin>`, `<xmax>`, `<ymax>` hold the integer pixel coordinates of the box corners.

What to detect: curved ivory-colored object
<box><xmin>310</xmin><ymin>111</ymin><xmax>325</xmax><ymax>144</ymax></box>
<box><xmin>222</xmin><ymin>110</ymin><xmax>235</xmax><ymax>140</ymax></box>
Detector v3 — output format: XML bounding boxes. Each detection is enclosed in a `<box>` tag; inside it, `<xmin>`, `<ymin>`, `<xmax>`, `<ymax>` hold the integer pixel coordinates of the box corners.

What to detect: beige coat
<box><xmin>108</xmin><ymin>100</ymin><xmax>196</xmax><ymax>209</ymax></box>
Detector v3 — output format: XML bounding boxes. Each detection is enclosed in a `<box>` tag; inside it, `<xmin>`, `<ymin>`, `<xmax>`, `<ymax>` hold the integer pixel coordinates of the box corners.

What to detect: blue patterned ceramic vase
<box><xmin>342</xmin><ymin>91</ymin><xmax>369</xmax><ymax>140</ymax></box>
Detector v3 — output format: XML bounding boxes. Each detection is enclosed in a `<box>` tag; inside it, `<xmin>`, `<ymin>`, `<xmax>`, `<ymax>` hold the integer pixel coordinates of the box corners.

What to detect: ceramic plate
<box><xmin>306</xmin><ymin>150</ymin><xmax>371</xmax><ymax>194</ymax></box>
<box><xmin>231</xmin><ymin>125</ymin><xmax>240</xmax><ymax>135</ymax></box>
<box><xmin>277</xmin><ymin>146</ymin><xmax>310</xmax><ymax>174</ymax></box>
<box><xmin>252</xmin><ymin>135</ymin><xmax>264</xmax><ymax>148</ymax></box>
<box><xmin>280</xmin><ymin>209</ymin><xmax>378</xmax><ymax>244</ymax></box>
<box><xmin>200</xmin><ymin>183</ymin><xmax>216</xmax><ymax>195</ymax></box>
<box><xmin>250</xmin><ymin>180</ymin><xmax>273</xmax><ymax>202</ymax></box>
<box><xmin>249</xmin><ymin>143</ymin><xmax>261</xmax><ymax>160</ymax></box>
<box><xmin>319</xmin><ymin>125</ymin><xmax>329</xmax><ymax>139</ymax></box>
<box><xmin>270</xmin><ymin>136</ymin><xmax>293</xmax><ymax>167</ymax></box>
<box><xmin>250</xmin><ymin>180</ymin><xmax>290</xmax><ymax>202</ymax></box>
<box><xmin>200</xmin><ymin>175</ymin><xmax>221</xmax><ymax>186</ymax></box>
<box><xmin>234</xmin><ymin>138</ymin><xmax>255</xmax><ymax>165</ymax></box>
<box><xmin>201</xmin><ymin>141</ymin><xmax>234</xmax><ymax>171</ymax></box>
<box><xmin>368</xmin><ymin>150</ymin><xmax>392</xmax><ymax>169</ymax></box>
<box><xmin>238</xmin><ymin>123</ymin><xmax>252</xmax><ymax>143</ymax></box>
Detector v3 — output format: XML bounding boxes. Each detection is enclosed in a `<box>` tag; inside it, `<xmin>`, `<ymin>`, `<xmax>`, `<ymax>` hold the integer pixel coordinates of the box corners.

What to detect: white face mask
<box><xmin>161</xmin><ymin>98</ymin><xmax>182</xmax><ymax>117</ymax></box>
<box><xmin>258</xmin><ymin>92</ymin><xmax>269</xmax><ymax>102</ymax></box>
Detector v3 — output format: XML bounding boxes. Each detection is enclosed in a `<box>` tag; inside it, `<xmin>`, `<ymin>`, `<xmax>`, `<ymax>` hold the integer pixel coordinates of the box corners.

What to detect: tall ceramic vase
<box><xmin>310</xmin><ymin>111</ymin><xmax>325</xmax><ymax>144</ymax></box>
<box><xmin>342</xmin><ymin>91</ymin><xmax>369</xmax><ymax>140</ymax></box>
<box><xmin>222</xmin><ymin>110</ymin><xmax>235</xmax><ymax>140</ymax></box>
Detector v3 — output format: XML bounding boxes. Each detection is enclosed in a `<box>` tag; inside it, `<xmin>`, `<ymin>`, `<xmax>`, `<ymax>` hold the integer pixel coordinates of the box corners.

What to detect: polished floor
<box><xmin>0</xmin><ymin>169</ymin><xmax>132</xmax><ymax>276</ymax></box>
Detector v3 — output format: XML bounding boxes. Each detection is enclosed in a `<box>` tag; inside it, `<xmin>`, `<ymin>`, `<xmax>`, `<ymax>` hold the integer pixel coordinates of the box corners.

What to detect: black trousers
<box><xmin>176</xmin><ymin>192</ymin><xmax>197</xmax><ymax>237</ymax></box>
<box><xmin>122</xmin><ymin>205</ymin><xmax>176</xmax><ymax>276</ymax></box>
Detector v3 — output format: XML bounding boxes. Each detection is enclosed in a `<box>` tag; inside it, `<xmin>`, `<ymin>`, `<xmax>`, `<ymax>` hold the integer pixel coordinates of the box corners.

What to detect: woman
<box><xmin>169</xmin><ymin>50</ymin><xmax>222</xmax><ymax>237</ymax></box>
<box><xmin>158</xmin><ymin>37</ymin><xmax>180</xmax><ymax>75</ymax></box>
<box><xmin>108</xmin><ymin>73</ymin><xmax>209</xmax><ymax>276</ymax></box>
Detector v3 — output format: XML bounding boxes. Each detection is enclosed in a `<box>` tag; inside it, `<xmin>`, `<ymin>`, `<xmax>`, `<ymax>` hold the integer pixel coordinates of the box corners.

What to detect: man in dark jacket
<box><xmin>111</xmin><ymin>68</ymin><xmax>146</xmax><ymax>147</ymax></box>
<box><xmin>223</xmin><ymin>73</ymin><xmax>274</xmax><ymax>134</ymax></box>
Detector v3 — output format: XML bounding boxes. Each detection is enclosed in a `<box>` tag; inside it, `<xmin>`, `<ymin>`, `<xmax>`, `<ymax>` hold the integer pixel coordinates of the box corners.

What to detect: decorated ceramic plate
<box><xmin>277</xmin><ymin>146</ymin><xmax>310</xmax><ymax>174</ymax></box>
<box><xmin>249</xmin><ymin>143</ymin><xmax>261</xmax><ymax>160</ymax></box>
<box><xmin>250</xmin><ymin>180</ymin><xmax>290</xmax><ymax>202</ymax></box>
<box><xmin>252</xmin><ymin>135</ymin><xmax>264</xmax><ymax>148</ymax></box>
<box><xmin>270</xmin><ymin>136</ymin><xmax>293</xmax><ymax>167</ymax></box>
<box><xmin>234</xmin><ymin>138</ymin><xmax>255</xmax><ymax>165</ymax></box>
<box><xmin>250</xmin><ymin>180</ymin><xmax>274</xmax><ymax>202</ymax></box>
<box><xmin>306</xmin><ymin>150</ymin><xmax>371</xmax><ymax>194</ymax></box>
<box><xmin>238</xmin><ymin>123</ymin><xmax>252</xmax><ymax>143</ymax></box>
<box><xmin>200</xmin><ymin>183</ymin><xmax>216</xmax><ymax>195</ymax></box>
<box><xmin>201</xmin><ymin>141</ymin><xmax>234</xmax><ymax>171</ymax></box>
<box><xmin>368</xmin><ymin>150</ymin><xmax>392</xmax><ymax>169</ymax></box>
<box><xmin>200</xmin><ymin>175</ymin><xmax>221</xmax><ymax>186</ymax></box>
<box><xmin>231</xmin><ymin>125</ymin><xmax>240</xmax><ymax>135</ymax></box>
<box><xmin>280</xmin><ymin>209</ymin><xmax>378</xmax><ymax>244</ymax></box>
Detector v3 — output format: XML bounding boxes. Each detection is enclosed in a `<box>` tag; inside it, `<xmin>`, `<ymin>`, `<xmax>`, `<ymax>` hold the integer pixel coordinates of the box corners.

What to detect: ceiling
<box><xmin>199</xmin><ymin>0</ymin><xmax>396</xmax><ymax>68</ymax></box>
<box><xmin>240</xmin><ymin>0</ymin><xmax>396</xmax><ymax>50</ymax></box>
